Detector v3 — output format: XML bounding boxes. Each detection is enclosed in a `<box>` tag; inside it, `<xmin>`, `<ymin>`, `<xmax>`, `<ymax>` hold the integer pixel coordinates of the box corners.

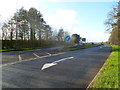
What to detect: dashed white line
<box><xmin>33</xmin><ymin>53</ymin><xmax>40</xmax><ymax>58</ymax></box>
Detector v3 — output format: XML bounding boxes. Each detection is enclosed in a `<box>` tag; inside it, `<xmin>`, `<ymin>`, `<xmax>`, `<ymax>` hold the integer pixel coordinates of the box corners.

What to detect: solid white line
<box><xmin>52</xmin><ymin>52</ymin><xmax>65</xmax><ymax>56</ymax></box>
<box><xmin>0</xmin><ymin>62</ymin><xmax>21</xmax><ymax>67</ymax></box>
<box><xmin>18</xmin><ymin>55</ymin><xmax>22</xmax><ymax>61</ymax></box>
<box><xmin>54</xmin><ymin>57</ymin><xmax>74</xmax><ymax>63</ymax></box>
<box><xmin>33</xmin><ymin>53</ymin><xmax>40</xmax><ymax>58</ymax></box>
<box><xmin>0</xmin><ymin>57</ymin><xmax>38</xmax><ymax>67</ymax></box>
<box><xmin>39</xmin><ymin>55</ymin><xmax>49</xmax><ymax>58</ymax></box>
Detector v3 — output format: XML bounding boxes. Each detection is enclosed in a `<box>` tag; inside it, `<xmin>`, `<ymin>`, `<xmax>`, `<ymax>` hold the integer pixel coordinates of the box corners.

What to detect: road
<box><xmin>2</xmin><ymin>44</ymin><xmax>112</xmax><ymax>88</ymax></box>
<box><xmin>2</xmin><ymin>46</ymin><xmax>63</xmax><ymax>65</ymax></box>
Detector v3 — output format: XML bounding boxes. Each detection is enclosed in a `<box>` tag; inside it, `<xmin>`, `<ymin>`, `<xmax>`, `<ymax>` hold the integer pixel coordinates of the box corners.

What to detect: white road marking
<box><xmin>46</xmin><ymin>52</ymin><xmax>51</xmax><ymax>56</ymax></box>
<box><xmin>41</xmin><ymin>63</ymin><xmax>57</xmax><ymax>70</ymax></box>
<box><xmin>52</xmin><ymin>52</ymin><xmax>65</xmax><ymax>56</ymax></box>
<box><xmin>54</xmin><ymin>57</ymin><xmax>74</xmax><ymax>63</ymax></box>
<box><xmin>18</xmin><ymin>55</ymin><xmax>22</xmax><ymax>61</ymax></box>
<box><xmin>0</xmin><ymin>52</ymin><xmax>66</xmax><ymax>67</ymax></box>
<box><xmin>0</xmin><ymin>57</ymin><xmax>37</xmax><ymax>67</ymax></box>
<box><xmin>33</xmin><ymin>53</ymin><xmax>40</xmax><ymax>58</ymax></box>
<box><xmin>41</xmin><ymin>57</ymin><xmax>74</xmax><ymax>70</ymax></box>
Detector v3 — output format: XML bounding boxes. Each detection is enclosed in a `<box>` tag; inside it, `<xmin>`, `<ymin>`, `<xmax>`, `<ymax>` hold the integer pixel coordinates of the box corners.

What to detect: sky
<box><xmin>0</xmin><ymin>0</ymin><xmax>117</xmax><ymax>42</ymax></box>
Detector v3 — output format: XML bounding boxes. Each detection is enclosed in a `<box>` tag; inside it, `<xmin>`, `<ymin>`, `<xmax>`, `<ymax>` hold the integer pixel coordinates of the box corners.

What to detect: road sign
<box><xmin>65</xmin><ymin>36</ymin><xmax>70</xmax><ymax>41</ymax></box>
<box><xmin>82</xmin><ymin>38</ymin><xmax>86</xmax><ymax>41</ymax></box>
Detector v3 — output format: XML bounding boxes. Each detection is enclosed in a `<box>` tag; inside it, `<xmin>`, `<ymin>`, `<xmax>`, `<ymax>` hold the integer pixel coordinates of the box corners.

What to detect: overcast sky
<box><xmin>0</xmin><ymin>0</ymin><xmax>117</xmax><ymax>42</ymax></box>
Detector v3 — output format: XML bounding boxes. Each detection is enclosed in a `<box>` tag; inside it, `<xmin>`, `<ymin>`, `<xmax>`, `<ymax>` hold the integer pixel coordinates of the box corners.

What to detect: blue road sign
<box><xmin>65</xmin><ymin>36</ymin><xmax>70</xmax><ymax>41</ymax></box>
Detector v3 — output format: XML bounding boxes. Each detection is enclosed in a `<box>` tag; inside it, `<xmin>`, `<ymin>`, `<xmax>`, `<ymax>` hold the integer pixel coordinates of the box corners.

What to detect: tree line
<box><xmin>1</xmin><ymin>7</ymin><xmax>70</xmax><ymax>49</ymax></box>
<box><xmin>105</xmin><ymin>1</ymin><xmax>120</xmax><ymax>45</ymax></box>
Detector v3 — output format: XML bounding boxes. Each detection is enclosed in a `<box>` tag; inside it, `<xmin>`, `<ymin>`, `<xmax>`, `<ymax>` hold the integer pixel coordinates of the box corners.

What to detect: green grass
<box><xmin>90</xmin><ymin>45</ymin><xmax>119</xmax><ymax>88</ymax></box>
<box><xmin>0</xmin><ymin>45</ymin><xmax>54</xmax><ymax>52</ymax></box>
<box><xmin>0</xmin><ymin>44</ymin><xmax>101</xmax><ymax>52</ymax></box>
<box><xmin>69</xmin><ymin>44</ymin><xmax>101</xmax><ymax>51</ymax></box>
<box><xmin>56</xmin><ymin>44</ymin><xmax>101</xmax><ymax>52</ymax></box>
<box><xmin>0</xmin><ymin>48</ymin><xmax>33</xmax><ymax>52</ymax></box>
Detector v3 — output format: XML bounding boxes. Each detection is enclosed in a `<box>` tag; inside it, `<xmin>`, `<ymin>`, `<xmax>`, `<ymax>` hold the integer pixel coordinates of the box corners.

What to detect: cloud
<box><xmin>86</xmin><ymin>31</ymin><xmax>110</xmax><ymax>42</ymax></box>
<box><xmin>0</xmin><ymin>1</ymin><xmax>110</xmax><ymax>42</ymax></box>
<box><xmin>44</xmin><ymin>9</ymin><xmax>80</xmax><ymax>30</ymax></box>
<box><xmin>33</xmin><ymin>0</ymin><xmax>116</xmax><ymax>2</ymax></box>
<box><xmin>44</xmin><ymin>9</ymin><xmax>110</xmax><ymax>42</ymax></box>
<box><xmin>0</xmin><ymin>0</ymin><xmax>40</xmax><ymax>23</ymax></box>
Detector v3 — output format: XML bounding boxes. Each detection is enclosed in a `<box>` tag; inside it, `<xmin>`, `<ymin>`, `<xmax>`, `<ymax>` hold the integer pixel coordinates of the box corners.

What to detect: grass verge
<box><xmin>57</xmin><ymin>44</ymin><xmax>101</xmax><ymax>52</ymax></box>
<box><xmin>35</xmin><ymin>44</ymin><xmax>102</xmax><ymax>55</ymax></box>
<box><xmin>0</xmin><ymin>45</ymin><xmax>55</xmax><ymax>52</ymax></box>
<box><xmin>89</xmin><ymin>45</ymin><xmax>119</xmax><ymax>88</ymax></box>
<box><xmin>1</xmin><ymin>44</ymin><xmax>101</xmax><ymax>52</ymax></box>
<box><xmin>69</xmin><ymin>44</ymin><xmax>101</xmax><ymax>51</ymax></box>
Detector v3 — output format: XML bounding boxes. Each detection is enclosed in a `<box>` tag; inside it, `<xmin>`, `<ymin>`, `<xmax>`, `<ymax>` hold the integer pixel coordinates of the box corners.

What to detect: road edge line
<box><xmin>86</xmin><ymin>52</ymin><xmax>113</xmax><ymax>89</ymax></box>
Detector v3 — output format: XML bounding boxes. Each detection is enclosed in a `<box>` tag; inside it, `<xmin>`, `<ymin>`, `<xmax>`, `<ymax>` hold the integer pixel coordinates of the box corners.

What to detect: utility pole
<box><xmin>15</xmin><ymin>1</ymin><xmax>18</xmax><ymax>49</ymax></box>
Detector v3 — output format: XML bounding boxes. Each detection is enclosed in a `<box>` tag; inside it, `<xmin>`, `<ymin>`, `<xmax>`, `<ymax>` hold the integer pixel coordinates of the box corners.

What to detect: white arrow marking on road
<box><xmin>41</xmin><ymin>57</ymin><xmax>74</xmax><ymax>70</ymax></box>
<box><xmin>41</xmin><ymin>62</ymin><xmax>57</xmax><ymax>70</ymax></box>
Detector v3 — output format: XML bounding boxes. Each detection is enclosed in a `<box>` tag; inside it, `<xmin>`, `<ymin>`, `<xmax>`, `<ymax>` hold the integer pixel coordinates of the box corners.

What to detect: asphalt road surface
<box><xmin>2</xmin><ymin>44</ymin><xmax>112</xmax><ymax>88</ymax></box>
<box><xmin>2</xmin><ymin>46</ymin><xmax>63</xmax><ymax>65</ymax></box>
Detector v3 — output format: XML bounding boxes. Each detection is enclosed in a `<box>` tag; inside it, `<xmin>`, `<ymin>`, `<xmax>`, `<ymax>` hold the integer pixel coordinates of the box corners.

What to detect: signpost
<box><xmin>81</xmin><ymin>38</ymin><xmax>86</xmax><ymax>45</ymax></box>
<box><xmin>65</xmin><ymin>36</ymin><xmax>70</xmax><ymax>41</ymax></box>
<box><xmin>82</xmin><ymin>38</ymin><xmax>86</xmax><ymax>42</ymax></box>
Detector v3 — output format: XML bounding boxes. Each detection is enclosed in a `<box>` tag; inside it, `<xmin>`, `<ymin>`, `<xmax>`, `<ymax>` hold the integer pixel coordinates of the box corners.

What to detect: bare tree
<box><xmin>57</xmin><ymin>28</ymin><xmax>65</xmax><ymax>41</ymax></box>
<box><xmin>105</xmin><ymin>1</ymin><xmax>120</xmax><ymax>45</ymax></box>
